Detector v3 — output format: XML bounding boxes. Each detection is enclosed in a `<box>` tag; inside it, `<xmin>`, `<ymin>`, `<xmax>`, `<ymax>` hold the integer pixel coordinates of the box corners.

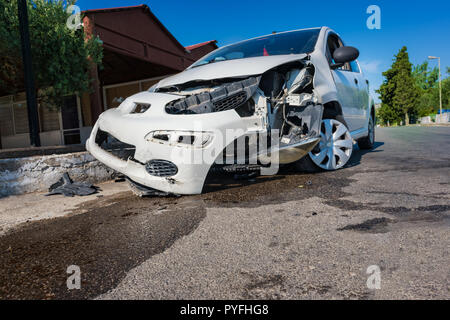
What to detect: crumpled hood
<box><xmin>156</xmin><ymin>54</ymin><xmax>307</xmax><ymax>89</ymax></box>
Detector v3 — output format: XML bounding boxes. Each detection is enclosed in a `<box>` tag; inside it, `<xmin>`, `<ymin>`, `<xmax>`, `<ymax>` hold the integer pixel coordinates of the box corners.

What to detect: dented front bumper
<box><xmin>86</xmin><ymin>92</ymin><xmax>266</xmax><ymax>195</ymax></box>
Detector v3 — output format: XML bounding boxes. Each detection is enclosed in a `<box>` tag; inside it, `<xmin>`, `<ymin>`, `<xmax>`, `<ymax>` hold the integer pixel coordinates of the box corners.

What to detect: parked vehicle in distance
<box><xmin>87</xmin><ymin>27</ymin><xmax>375</xmax><ymax>195</ymax></box>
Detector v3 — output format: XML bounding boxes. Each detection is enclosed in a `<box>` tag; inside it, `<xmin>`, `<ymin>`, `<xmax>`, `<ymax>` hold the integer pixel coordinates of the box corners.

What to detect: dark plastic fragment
<box><xmin>45</xmin><ymin>172</ymin><xmax>99</xmax><ymax>197</ymax></box>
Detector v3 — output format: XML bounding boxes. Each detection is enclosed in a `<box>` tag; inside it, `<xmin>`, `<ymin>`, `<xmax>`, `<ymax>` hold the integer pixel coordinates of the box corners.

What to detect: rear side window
<box><xmin>349</xmin><ymin>61</ymin><xmax>360</xmax><ymax>73</ymax></box>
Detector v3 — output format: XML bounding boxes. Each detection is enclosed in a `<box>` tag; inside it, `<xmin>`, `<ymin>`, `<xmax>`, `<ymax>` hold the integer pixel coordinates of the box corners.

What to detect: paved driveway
<box><xmin>0</xmin><ymin>126</ymin><xmax>449</xmax><ymax>299</ymax></box>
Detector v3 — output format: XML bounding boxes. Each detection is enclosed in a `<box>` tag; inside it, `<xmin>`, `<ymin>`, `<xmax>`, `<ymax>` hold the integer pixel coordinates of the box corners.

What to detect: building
<box><xmin>0</xmin><ymin>4</ymin><xmax>217</xmax><ymax>150</ymax></box>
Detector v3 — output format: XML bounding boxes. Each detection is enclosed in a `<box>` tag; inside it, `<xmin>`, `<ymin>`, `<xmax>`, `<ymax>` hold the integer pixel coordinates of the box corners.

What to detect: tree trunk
<box><xmin>405</xmin><ymin>112</ymin><xmax>409</xmax><ymax>126</ymax></box>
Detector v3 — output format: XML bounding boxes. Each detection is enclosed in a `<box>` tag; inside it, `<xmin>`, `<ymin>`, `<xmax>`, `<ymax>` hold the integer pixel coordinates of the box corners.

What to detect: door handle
<box><xmin>354</xmin><ymin>78</ymin><xmax>359</xmax><ymax>85</ymax></box>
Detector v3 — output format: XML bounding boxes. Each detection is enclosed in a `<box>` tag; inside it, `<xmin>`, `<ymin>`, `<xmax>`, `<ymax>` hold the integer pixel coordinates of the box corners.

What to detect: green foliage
<box><xmin>412</xmin><ymin>61</ymin><xmax>450</xmax><ymax>116</ymax></box>
<box><xmin>0</xmin><ymin>0</ymin><xmax>103</xmax><ymax>106</ymax></box>
<box><xmin>416</xmin><ymin>91</ymin><xmax>436</xmax><ymax>117</ymax></box>
<box><xmin>377</xmin><ymin>49</ymin><xmax>449</xmax><ymax>125</ymax></box>
<box><xmin>412</xmin><ymin>61</ymin><xmax>438</xmax><ymax>90</ymax></box>
<box><xmin>439</xmin><ymin>76</ymin><xmax>450</xmax><ymax>110</ymax></box>
<box><xmin>376</xmin><ymin>104</ymin><xmax>398</xmax><ymax>126</ymax></box>
<box><xmin>376</xmin><ymin>46</ymin><xmax>420</xmax><ymax>125</ymax></box>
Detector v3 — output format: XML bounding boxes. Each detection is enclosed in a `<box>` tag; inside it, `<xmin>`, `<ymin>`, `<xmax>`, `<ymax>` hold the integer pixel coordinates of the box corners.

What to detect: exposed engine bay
<box><xmin>156</xmin><ymin>60</ymin><xmax>323</xmax><ymax>161</ymax></box>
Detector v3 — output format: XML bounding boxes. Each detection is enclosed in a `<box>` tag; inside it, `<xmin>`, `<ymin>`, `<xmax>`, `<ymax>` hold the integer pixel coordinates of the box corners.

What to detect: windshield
<box><xmin>191</xmin><ymin>29</ymin><xmax>321</xmax><ymax>68</ymax></box>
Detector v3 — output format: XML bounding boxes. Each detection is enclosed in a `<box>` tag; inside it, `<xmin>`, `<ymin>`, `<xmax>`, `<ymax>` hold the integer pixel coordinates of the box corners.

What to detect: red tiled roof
<box><xmin>82</xmin><ymin>4</ymin><xmax>145</xmax><ymax>14</ymax></box>
<box><xmin>185</xmin><ymin>40</ymin><xmax>218</xmax><ymax>51</ymax></box>
<box><xmin>82</xmin><ymin>4</ymin><xmax>218</xmax><ymax>59</ymax></box>
<box><xmin>83</xmin><ymin>4</ymin><xmax>188</xmax><ymax>54</ymax></box>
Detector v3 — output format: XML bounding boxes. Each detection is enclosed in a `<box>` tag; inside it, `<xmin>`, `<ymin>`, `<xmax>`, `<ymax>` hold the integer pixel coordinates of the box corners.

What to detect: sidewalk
<box><xmin>0</xmin><ymin>180</ymin><xmax>130</xmax><ymax>236</ymax></box>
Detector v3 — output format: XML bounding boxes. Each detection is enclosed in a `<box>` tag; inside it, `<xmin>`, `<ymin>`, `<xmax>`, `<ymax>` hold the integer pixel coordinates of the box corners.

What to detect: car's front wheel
<box><xmin>295</xmin><ymin>118</ymin><xmax>353</xmax><ymax>172</ymax></box>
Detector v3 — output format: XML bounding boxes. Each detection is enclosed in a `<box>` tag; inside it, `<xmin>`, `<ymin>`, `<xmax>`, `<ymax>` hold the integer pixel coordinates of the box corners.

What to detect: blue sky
<box><xmin>76</xmin><ymin>0</ymin><xmax>450</xmax><ymax>102</ymax></box>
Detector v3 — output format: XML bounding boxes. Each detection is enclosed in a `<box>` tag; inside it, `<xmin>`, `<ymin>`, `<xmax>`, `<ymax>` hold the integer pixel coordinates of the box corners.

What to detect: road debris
<box><xmin>126</xmin><ymin>178</ymin><xmax>176</xmax><ymax>197</ymax></box>
<box><xmin>233</xmin><ymin>172</ymin><xmax>259</xmax><ymax>181</ymax></box>
<box><xmin>45</xmin><ymin>173</ymin><xmax>99</xmax><ymax>197</ymax></box>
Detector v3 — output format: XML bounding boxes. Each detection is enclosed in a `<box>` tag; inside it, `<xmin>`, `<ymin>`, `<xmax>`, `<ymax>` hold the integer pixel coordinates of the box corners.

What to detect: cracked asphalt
<box><xmin>0</xmin><ymin>126</ymin><xmax>449</xmax><ymax>300</ymax></box>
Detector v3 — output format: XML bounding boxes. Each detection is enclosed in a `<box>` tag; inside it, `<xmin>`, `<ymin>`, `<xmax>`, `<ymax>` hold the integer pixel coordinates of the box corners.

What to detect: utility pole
<box><xmin>18</xmin><ymin>0</ymin><xmax>40</xmax><ymax>147</ymax></box>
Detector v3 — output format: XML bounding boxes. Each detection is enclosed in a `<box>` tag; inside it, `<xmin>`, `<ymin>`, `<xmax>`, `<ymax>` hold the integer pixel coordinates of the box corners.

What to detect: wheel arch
<box><xmin>322</xmin><ymin>100</ymin><xmax>348</xmax><ymax>128</ymax></box>
<box><xmin>370</xmin><ymin>104</ymin><xmax>375</xmax><ymax>122</ymax></box>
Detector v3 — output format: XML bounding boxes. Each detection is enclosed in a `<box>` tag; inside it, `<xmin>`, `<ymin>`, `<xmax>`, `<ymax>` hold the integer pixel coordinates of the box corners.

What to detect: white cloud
<box><xmin>359</xmin><ymin>60</ymin><xmax>382</xmax><ymax>74</ymax></box>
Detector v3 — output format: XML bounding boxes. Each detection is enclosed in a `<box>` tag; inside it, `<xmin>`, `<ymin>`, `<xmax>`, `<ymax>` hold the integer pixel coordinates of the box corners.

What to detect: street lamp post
<box><xmin>428</xmin><ymin>56</ymin><xmax>443</xmax><ymax>120</ymax></box>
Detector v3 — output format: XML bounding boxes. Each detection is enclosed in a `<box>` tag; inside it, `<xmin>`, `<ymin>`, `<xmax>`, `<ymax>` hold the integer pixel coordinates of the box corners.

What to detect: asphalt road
<box><xmin>0</xmin><ymin>126</ymin><xmax>449</xmax><ymax>299</ymax></box>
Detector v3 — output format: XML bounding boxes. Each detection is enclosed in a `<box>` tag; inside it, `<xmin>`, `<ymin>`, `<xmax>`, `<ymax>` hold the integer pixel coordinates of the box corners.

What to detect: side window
<box><xmin>349</xmin><ymin>60</ymin><xmax>360</xmax><ymax>73</ymax></box>
<box><xmin>326</xmin><ymin>34</ymin><xmax>351</xmax><ymax>71</ymax></box>
<box><xmin>326</xmin><ymin>35</ymin><xmax>339</xmax><ymax>65</ymax></box>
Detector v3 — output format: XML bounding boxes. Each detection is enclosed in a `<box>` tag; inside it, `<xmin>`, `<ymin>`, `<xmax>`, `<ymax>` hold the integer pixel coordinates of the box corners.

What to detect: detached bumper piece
<box><xmin>46</xmin><ymin>172</ymin><xmax>99</xmax><ymax>197</ymax></box>
<box><xmin>125</xmin><ymin>177</ymin><xmax>177</xmax><ymax>197</ymax></box>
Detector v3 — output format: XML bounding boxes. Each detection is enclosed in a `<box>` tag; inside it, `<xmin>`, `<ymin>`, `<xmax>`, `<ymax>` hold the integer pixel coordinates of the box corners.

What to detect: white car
<box><xmin>86</xmin><ymin>27</ymin><xmax>375</xmax><ymax>195</ymax></box>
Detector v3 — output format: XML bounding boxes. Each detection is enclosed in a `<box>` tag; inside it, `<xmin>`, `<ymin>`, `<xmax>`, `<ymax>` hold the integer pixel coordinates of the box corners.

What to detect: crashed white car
<box><xmin>87</xmin><ymin>27</ymin><xmax>375</xmax><ymax>195</ymax></box>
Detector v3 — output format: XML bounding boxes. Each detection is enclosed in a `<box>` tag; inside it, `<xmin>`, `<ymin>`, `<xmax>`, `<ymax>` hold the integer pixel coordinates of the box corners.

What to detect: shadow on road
<box><xmin>346</xmin><ymin>141</ymin><xmax>384</xmax><ymax>168</ymax></box>
<box><xmin>203</xmin><ymin>141</ymin><xmax>385</xmax><ymax>194</ymax></box>
<box><xmin>203</xmin><ymin>173</ymin><xmax>285</xmax><ymax>194</ymax></box>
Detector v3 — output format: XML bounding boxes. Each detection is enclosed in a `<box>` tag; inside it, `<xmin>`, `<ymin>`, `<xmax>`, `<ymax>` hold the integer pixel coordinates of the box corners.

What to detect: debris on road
<box><xmin>233</xmin><ymin>172</ymin><xmax>259</xmax><ymax>181</ymax></box>
<box><xmin>126</xmin><ymin>178</ymin><xmax>177</xmax><ymax>197</ymax></box>
<box><xmin>298</xmin><ymin>181</ymin><xmax>312</xmax><ymax>189</ymax></box>
<box><xmin>45</xmin><ymin>173</ymin><xmax>99</xmax><ymax>197</ymax></box>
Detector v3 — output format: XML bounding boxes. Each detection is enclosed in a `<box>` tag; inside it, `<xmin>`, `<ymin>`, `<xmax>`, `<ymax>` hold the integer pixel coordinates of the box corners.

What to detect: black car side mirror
<box><xmin>331</xmin><ymin>46</ymin><xmax>359</xmax><ymax>69</ymax></box>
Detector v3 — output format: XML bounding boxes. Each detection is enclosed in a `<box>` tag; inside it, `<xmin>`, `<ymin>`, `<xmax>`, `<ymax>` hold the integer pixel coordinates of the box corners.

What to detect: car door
<box><xmin>326</xmin><ymin>33</ymin><xmax>365</xmax><ymax>131</ymax></box>
<box><xmin>349</xmin><ymin>60</ymin><xmax>369</xmax><ymax>128</ymax></box>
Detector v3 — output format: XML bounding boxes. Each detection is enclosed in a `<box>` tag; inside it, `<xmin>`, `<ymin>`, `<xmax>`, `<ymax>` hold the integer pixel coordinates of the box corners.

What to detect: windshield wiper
<box><xmin>191</xmin><ymin>57</ymin><xmax>226</xmax><ymax>68</ymax></box>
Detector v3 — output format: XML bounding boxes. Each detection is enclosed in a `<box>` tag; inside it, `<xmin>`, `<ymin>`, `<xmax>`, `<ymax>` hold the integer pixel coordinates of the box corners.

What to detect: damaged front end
<box><xmin>156</xmin><ymin>59</ymin><xmax>323</xmax><ymax>166</ymax></box>
<box><xmin>86</xmin><ymin>57</ymin><xmax>323</xmax><ymax>195</ymax></box>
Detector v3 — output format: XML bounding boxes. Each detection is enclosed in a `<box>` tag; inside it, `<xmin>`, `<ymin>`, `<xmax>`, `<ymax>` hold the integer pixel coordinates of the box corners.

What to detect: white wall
<box><xmin>0</xmin><ymin>151</ymin><xmax>117</xmax><ymax>196</ymax></box>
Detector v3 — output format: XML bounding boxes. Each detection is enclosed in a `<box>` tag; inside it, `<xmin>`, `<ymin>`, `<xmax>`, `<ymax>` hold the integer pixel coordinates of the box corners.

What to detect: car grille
<box><xmin>95</xmin><ymin>129</ymin><xmax>136</xmax><ymax>161</ymax></box>
<box><xmin>213</xmin><ymin>91</ymin><xmax>247</xmax><ymax>112</ymax></box>
<box><xmin>145</xmin><ymin>159</ymin><xmax>178</xmax><ymax>177</ymax></box>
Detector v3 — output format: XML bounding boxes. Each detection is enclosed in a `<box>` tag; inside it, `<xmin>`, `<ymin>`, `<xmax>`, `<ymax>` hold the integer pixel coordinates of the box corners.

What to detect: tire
<box><xmin>295</xmin><ymin>118</ymin><xmax>353</xmax><ymax>172</ymax></box>
<box><xmin>294</xmin><ymin>151</ymin><xmax>320</xmax><ymax>173</ymax></box>
<box><xmin>357</xmin><ymin>114</ymin><xmax>375</xmax><ymax>150</ymax></box>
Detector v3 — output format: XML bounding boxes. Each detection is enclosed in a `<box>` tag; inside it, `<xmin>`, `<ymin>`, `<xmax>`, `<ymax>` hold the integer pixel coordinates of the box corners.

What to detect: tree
<box><xmin>413</xmin><ymin>61</ymin><xmax>439</xmax><ymax>117</ymax></box>
<box><xmin>0</xmin><ymin>0</ymin><xmax>103</xmax><ymax>106</ymax></box>
<box><xmin>412</xmin><ymin>61</ymin><xmax>438</xmax><ymax>90</ymax></box>
<box><xmin>376</xmin><ymin>103</ymin><xmax>397</xmax><ymax>126</ymax></box>
<box><xmin>412</xmin><ymin>61</ymin><xmax>450</xmax><ymax>116</ymax></box>
<box><xmin>377</xmin><ymin>46</ymin><xmax>419</xmax><ymax>125</ymax></box>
